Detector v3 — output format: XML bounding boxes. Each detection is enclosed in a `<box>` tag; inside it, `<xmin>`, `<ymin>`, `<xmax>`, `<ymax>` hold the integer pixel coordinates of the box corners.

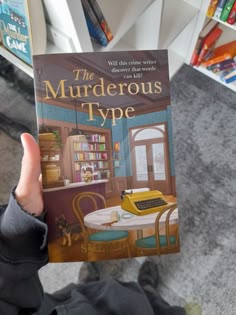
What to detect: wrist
<box><xmin>14</xmin><ymin>186</ymin><xmax>44</xmax><ymax>216</ymax></box>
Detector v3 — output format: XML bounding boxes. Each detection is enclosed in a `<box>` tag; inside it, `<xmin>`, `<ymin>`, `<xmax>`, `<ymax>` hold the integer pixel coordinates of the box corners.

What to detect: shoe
<box><xmin>78</xmin><ymin>262</ymin><xmax>100</xmax><ymax>284</ymax></box>
<box><xmin>138</xmin><ymin>259</ymin><xmax>160</xmax><ymax>289</ymax></box>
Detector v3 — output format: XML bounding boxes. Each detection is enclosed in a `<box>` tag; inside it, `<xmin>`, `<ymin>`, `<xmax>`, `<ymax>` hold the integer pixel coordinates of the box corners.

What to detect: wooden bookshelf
<box><xmin>67</xmin><ymin>131</ymin><xmax>112</xmax><ymax>184</ymax></box>
<box><xmin>39</xmin><ymin>129</ymin><xmax>64</xmax><ymax>188</ymax></box>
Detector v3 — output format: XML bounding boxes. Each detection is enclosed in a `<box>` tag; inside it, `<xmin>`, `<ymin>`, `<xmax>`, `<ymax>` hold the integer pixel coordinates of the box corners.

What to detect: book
<box><xmin>0</xmin><ymin>0</ymin><xmax>46</xmax><ymax>65</ymax></box>
<box><xmin>196</xmin><ymin>26</ymin><xmax>223</xmax><ymax>66</ymax></box>
<box><xmin>207</xmin><ymin>0</ymin><xmax>219</xmax><ymax>17</ymax></box>
<box><xmin>88</xmin><ymin>0</ymin><xmax>113</xmax><ymax>42</ymax></box>
<box><xmin>214</xmin><ymin>0</ymin><xmax>228</xmax><ymax>18</ymax></box>
<box><xmin>190</xmin><ymin>20</ymin><xmax>219</xmax><ymax>66</ymax></box>
<box><xmin>33</xmin><ymin>50</ymin><xmax>180</xmax><ymax>262</ymax></box>
<box><xmin>220</xmin><ymin>0</ymin><xmax>235</xmax><ymax>21</ymax></box>
<box><xmin>227</xmin><ymin>0</ymin><xmax>236</xmax><ymax>24</ymax></box>
<box><xmin>81</xmin><ymin>0</ymin><xmax>108</xmax><ymax>47</ymax></box>
<box><xmin>202</xmin><ymin>40</ymin><xmax>236</xmax><ymax>67</ymax></box>
<box><xmin>220</xmin><ymin>67</ymin><xmax>236</xmax><ymax>83</ymax></box>
<box><xmin>207</xmin><ymin>58</ymin><xmax>236</xmax><ymax>72</ymax></box>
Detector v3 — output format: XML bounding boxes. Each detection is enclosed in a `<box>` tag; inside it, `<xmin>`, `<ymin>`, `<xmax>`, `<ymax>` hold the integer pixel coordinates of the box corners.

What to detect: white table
<box><xmin>84</xmin><ymin>205</ymin><xmax>178</xmax><ymax>238</ymax></box>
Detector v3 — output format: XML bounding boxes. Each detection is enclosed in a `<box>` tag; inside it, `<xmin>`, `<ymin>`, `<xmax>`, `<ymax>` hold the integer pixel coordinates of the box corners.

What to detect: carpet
<box><xmin>0</xmin><ymin>60</ymin><xmax>235</xmax><ymax>314</ymax></box>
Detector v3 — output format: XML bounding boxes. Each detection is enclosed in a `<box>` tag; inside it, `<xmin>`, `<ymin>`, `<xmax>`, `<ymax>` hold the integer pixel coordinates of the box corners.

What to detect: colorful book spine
<box><xmin>81</xmin><ymin>0</ymin><xmax>108</xmax><ymax>47</ymax></box>
<box><xmin>196</xmin><ymin>27</ymin><xmax>223</xmax><ymax>66</ymax></box>
<box><xmin>220</xmin><ymin>0</ymin><xmax>235</xmax><ymax>21</ymax></box>
<box><xmin>207</xmin><ymin>0</ymin><xmax>219</xmax><ymax>17</ymax></box>
<box><xmin>214</xmin><ymin>0</ymin><xmax>228</xmax><ymax>18</ymax></box>
<box><xmin>88</xmin><ymin>0</ymin><xmax>113</xmax><ymax>42</ymax></box>
<box><xmin>207</xmin><ymin>58</ymin><xmax>236</xmax><ymax>71</ymax></box>
<box><xmin>220</xmin><ymin>68</ymin><xmax>236</xmax><ymax>83</ymax></box>
<box><xmin>226</xmin><ymin>1</ymin><xmax>236</xmax><ymax>24</ymax></box>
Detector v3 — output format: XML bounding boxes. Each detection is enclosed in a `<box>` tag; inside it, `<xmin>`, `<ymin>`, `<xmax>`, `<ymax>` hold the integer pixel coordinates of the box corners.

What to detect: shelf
<box><xmin>93</xmin><ymin>0</ymin><xmax>155</xmax><ymax>52</ymax></box>
<box><xmin>212</xmin><ymin>16</ymin><xmax>236</xmax><ymax>31</ymax></box>
<box><xmin>194</xmin><ymin>65</ymin><xmax>236</xmax><ymax>92</ymax></box>
<box><xmin>159</xmin><ymin>0</ymin><xmax>199</xmax><ymax>49</ymax></box>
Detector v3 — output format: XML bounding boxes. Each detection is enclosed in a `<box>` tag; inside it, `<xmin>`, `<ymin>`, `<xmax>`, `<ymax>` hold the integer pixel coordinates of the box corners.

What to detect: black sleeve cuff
<box><xmin>0</xmin><ymin>191</ymin><xmax>48</xmax><ymax>263</ymax></box>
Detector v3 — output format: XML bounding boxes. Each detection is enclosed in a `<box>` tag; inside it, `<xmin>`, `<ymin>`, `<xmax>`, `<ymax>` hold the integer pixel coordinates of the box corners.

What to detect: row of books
<box><xmin>81</xmin><ymin>0</ymin><xmax>113</xmax><ymax>47</ymax></box>
<box><xmin>207</xmin><ymin>0</ymin><xmax>236</xmax><ymax>25</ymax></box>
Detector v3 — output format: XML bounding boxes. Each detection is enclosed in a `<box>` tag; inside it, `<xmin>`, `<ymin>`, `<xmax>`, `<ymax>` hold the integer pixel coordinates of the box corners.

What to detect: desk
<box><xmin>84</xmin><ymin>205</ymin><xmax>178</xmax><ymax>238</ymax></box>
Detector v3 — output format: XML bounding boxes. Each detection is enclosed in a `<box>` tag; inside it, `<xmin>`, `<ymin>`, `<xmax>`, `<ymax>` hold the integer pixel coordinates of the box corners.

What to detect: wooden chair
<box><xmin>135</xmin><ymin>203</ymin><xmax>179</xmax><ymax>256</ymax></box>
<box><xmin>72</xmin><ymin>192</ymin><xmax>130</xmax><ymax>259</ymax></box>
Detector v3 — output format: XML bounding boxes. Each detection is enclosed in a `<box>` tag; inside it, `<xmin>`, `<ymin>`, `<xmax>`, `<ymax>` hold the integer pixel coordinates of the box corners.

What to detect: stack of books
<box><xmin>207</xmin><ymin>0</ymin><xmax>236</xmax><ymax>25</ymax></box>
<box><xmin>202</xmin><ymin>40</ymin><xmax>236</xmax><ymax>83</ymax></box>
<box><xmin>190</xmin><ymin>20</ymin><xmax>223</xmax><ymax>67</ymax></box>
<box><xmin>81</xmin><ymin>0</ymin><xmax>113</xmax><ymax>47</ymax></box>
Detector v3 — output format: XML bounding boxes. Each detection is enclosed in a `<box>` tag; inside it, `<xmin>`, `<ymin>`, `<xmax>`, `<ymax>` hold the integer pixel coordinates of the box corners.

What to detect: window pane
<box><xmin>132</xmin><ymin>125</ymin><xmax>165</xmax><ymax>141</ymax></box>
<box><xmin>135</xmin><ymin>146</ymin><xmax>148</xmax><ymax>181</ymax></box>
<box><xmin>152</xmin><ymin>143</ymin><xmax>166</xmax><ymax>180</ymax></box>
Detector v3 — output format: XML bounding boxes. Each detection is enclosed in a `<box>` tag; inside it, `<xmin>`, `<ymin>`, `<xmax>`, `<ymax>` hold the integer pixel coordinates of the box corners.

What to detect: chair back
<box><xmin>155</xmin><ymin>202</ymin><xmax>179</xmax><ymax>250</ymax></box>
<box><xmin>72</xmin><ymin>192</ymin><xmax>107</xmax><ymax>234</ymax></box>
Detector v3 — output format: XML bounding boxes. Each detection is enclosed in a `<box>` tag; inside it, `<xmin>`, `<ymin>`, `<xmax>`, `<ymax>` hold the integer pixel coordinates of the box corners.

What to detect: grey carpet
<box><xmin>0</xmin><ymin>61</ymin><xmax>235</xmax><ymax>314</ymax></box>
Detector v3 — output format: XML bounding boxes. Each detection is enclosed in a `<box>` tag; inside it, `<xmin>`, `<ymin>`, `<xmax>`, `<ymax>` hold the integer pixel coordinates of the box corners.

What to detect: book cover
<box><xmin>227</xmin><ymin>0</ymin><xmax>236</xmax><ymax>24</ymax></box>
<box><xmin>190</xmin><ymin>20</ymin><xmax>218</xmax><ymax>66</ymax></box>
<box><xmin>214</xmin><ymin>0</ymin><xmax>228</xmax><ymax>18</ymax></box>
<box><xmin>202</xmin><ymin>40</ymin><xmax>236</xmax><ymax>67</ymax></box>
<box><xmin>0</xmin><ymin>0</ymin><xmax>46</xmax><ymax>65</ymax></box>
<box><xmin>88</xmin><ymin>0</ymin><xmax>113</xmax><ymax>42</ymax></box>
<box><xmin>81</xmin><ymin>0</ymin><xmax>108</xmax><ymax>47</ymax></box>
<box><xmin>207</xmin><ymin>0</ymin><xmax>219</xmax><ymax>17</ymax></box>
<box><xmin>220</xmin><ymin>0</ymin><xmax>235</xmax><ymax>21</ymax></box>
<box><xmin>0</xmin><ymin>0</ymin><xmax>33</xmax><ymax>65</ymax></box>
<box><xmin>196</xmin><ymin>26</ymin><xmax>223</xmax><ymax>66</ymax></box>
<box><xmin>33</xmin><ymin>50</ymin><xmax>180</xmax><ymax>262</ymax></box>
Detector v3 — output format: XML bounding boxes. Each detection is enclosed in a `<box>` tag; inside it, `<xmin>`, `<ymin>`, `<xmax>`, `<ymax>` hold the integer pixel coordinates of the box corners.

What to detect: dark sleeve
<box><xmin>0</xmin><ymin>191</ymin><xmax>48</xmax><ymax>314</ymax></box>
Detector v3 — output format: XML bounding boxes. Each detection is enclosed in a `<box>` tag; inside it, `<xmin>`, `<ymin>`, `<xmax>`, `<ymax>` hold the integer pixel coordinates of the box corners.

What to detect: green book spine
<box><xmin>220</xmin><ymin>0</ymin><xmax>235</xmax><ymax>21</ymax></box>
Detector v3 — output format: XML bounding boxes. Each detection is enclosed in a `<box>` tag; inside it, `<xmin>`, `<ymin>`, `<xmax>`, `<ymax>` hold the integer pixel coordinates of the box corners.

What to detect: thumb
<box><xmin>15</xmin><ymin>133</ymin><xmax>43</xmax><ymax>215</ymax></box>
<box><xmin>18</xmin><ymin>133</ymin><xmax>41</xmax><ymax>186</ymax></box>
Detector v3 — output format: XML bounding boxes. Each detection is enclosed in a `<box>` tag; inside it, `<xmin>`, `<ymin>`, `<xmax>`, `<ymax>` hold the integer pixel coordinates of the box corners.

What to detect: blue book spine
<box><xmin>0</xmin><ymin>0</ymin><xmax>32</xmax><ymax>65</ymax></box>
<box><xmin>214</xmin><ymin>0</ymin><xmax>227</xmax><ymax>18</ymax></box>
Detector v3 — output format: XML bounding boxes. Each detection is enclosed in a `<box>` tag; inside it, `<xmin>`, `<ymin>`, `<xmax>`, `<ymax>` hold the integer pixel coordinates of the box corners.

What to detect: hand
<box><xmin>15</xmin><ymin>133</ymin><xmax>43</xmax><ymax>216</ymax></box>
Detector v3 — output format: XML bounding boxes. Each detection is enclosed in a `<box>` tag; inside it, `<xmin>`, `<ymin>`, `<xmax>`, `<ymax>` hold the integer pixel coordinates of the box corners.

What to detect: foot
<box><xmin>78</xmin><ymin>262</ymin><xmax>100</xmax><ymax>284</ymax></box>
<box><xmin>138</xmin><ymin>259</ymin><xmax>160</xmax><ymax>289</ymax></box>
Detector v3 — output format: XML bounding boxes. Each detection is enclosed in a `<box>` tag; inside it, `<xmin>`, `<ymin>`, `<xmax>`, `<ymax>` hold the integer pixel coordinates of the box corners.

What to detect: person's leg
<box><xmin>138</xmin><ymin>259</ymin><xmax>186</xmax><ymax>315</ymax></box>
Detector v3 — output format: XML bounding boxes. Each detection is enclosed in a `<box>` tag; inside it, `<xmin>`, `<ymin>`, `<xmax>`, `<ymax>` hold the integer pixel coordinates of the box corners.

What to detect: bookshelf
<box><xmin>67</xmin><ymin>132</ymin><xmax>112</xmax><ymax>184</ymax></box>
<box><xmin>0</xmin><ymin>0</ymin><xmax>234</xmax><ymax>89</ymax></box>
<box><xmin>38</xmin><ymin>130</ymin><xmax>64</xmax><ymax>188</ymax></box>
<box><xmin>186</xmin><ymin>0</ymin><xmax>236</xmax><ymax>92</ymax></box>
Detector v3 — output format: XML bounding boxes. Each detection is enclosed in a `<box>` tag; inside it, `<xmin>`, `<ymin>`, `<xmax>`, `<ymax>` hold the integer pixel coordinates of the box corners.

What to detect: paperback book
<box><xmin>0</xmin><ymin>0</ymin><xmax>46</xmax><ymax>65</ymax></box>
<box><xmin>33</xmin><ymin>50</ymin><xmax>180</xmax><ymax>262</ymax></box>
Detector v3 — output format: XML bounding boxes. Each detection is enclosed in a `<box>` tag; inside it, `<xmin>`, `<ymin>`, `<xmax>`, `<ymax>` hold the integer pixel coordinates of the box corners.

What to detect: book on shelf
<box><xmin>33</xmin><ymin>49</ymin><xmax>180</xmax><ymax>262</ymax></box>
<box><xmin>207</xmin><ymin>57</ymin><xmax>236</xmax><ymax>72</ymax></box>
<box><xmin>195</xmin><ymin>25</ymin><xmax>223</xmax><ymax>67</ymax></box>
<box><xmin>88</xmin><ymin>0</ymin><xmax>113</xmax><ymax>42</ymax></box>
<box><xmin>190</xmin><ymin>20</ymin><xmax>219</xmax><ymax>66</ymax></box>
<box><xmin>81</xmin><ymin>0</ymin><xmax>109</xmax><ymax>47</ymax></box>
<box><xmin>220</xmin><ymin>67</ymin><xmax>236</xmax><ymax>83</ymax></box>
<box><xmin>214</xmin><ymin>0</ymin><xmax>228</xmax><ymax>18</ymax></box>
<box><xmin>227</xmin><ymin>1</ymin><xmax>236</xmax><ymax>24</ymax></box>
<box><xmin>0</xmin><ymin>0</ymin><xmax>46</xmax><ymax>65</ymax></box>
<box><xmin>220</xmin><ymin>0</ymin><xmax>235</xmax><ymax>22</ymax></box>
<box><xmin>202</xmin><ymin>40</ymin><xmax>236</xmax><ymax>67</ymax></box>
<box><xmin>207</xmin><ymin>0</ymin><xmax>219</xmax><ymax>17</ymax></box>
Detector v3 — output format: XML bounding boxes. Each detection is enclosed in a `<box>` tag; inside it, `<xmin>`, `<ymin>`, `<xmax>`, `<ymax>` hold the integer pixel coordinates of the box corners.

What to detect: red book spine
<box><xmin>227</xmin><ymin>1</ymin><xmax>236</xmax><ymax>24</ymax></box>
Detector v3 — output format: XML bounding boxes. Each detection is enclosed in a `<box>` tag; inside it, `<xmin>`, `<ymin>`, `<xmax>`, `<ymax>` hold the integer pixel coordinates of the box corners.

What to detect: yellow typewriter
<box><xmin>121</xmin><ymin>189</ymin><xmax>168</xmax><ymax>216</ymax></box>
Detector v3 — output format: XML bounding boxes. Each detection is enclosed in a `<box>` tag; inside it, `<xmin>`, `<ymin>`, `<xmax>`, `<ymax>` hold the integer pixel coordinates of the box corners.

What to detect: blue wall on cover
<box><xmin>37</xmin><ymin>103</ymin><xmax>175</xmax><ymax>177</ymax></box>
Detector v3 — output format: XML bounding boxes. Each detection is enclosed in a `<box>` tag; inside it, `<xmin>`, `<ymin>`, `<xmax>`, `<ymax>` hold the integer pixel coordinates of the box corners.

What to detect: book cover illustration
<box><xmin>33</xmin><ymin>50</ymin><xmax>179</xmax><ymax>262</ymax></box>
<box><xmin>0</xmin><ymin>0</ymin><xmax>32</xmax><ymax>65</ymax></box>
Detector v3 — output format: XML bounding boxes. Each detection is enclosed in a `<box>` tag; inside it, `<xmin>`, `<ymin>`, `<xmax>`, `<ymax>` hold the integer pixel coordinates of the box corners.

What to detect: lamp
<box><xmin>69</xmin><ymin>85</ymin><xmax>83</xmax><ymax>136</ymax></box>
<box><xmin>36</xmin><ymin>66</ymin><xmax>53</xmax><ymax>134</ymax></box>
